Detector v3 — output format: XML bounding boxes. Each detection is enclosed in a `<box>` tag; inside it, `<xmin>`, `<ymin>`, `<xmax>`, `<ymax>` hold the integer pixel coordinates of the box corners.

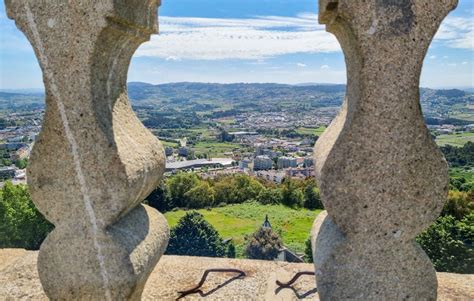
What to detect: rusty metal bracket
<box><xmin>275</xmin><ymin>271</ymin><xmax>317</xmax><ymax>299</ymax></box>
<box><xmin>177</xmin><ymin>268</ymin><xmax>246</xmax><ymax>300</ymax></box>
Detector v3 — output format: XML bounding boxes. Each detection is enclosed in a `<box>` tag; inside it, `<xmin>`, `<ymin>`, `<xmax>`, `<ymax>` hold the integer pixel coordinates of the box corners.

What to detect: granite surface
<box><xmin>313</xmin><ymin>0</ymin><xmax>458</xmax><ymax>299</ymax></box>
<box><xmin>4</xmin><ymin>1</ymin><xmax>168</xmax><ymax>299</ymax></box>
<box><xmin>1</xmin><ymin>249</ymin><xmax>473</xmax><ymax>300</ymax></box>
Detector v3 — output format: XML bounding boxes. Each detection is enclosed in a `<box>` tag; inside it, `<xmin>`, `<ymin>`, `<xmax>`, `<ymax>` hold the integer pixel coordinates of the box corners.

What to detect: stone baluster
<box><xmin>5</xmin><ymin>1</ymin><xmax>168</xmax><ymax>299</ymax></box>
<box><xmin>312</xmin><ymin>0</ymin><xmax>457</xmax><ymax>300</ymax></box>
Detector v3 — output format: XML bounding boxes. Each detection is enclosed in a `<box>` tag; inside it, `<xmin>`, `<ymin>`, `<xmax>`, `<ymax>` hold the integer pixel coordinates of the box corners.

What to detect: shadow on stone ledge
<box><xmin>0</xmin><ymin>249</ymin><xmax>473</xmax><ymax>300</ymax></box>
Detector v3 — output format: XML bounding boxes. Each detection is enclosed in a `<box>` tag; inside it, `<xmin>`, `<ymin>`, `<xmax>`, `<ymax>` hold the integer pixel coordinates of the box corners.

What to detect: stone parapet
<box><xmin>1</xmin><ymin>250</ymin><xmax>473</xmax><ymax>300</ymax></box>
<box><xmin>5</xmin><ymin>1</ymin><xmax>168</xmax><ymax>299</ymax></box>
<box><xmin>313</xmin><ymin>0</ymin><xmax>458</xmax><ymax>299</ymax></box>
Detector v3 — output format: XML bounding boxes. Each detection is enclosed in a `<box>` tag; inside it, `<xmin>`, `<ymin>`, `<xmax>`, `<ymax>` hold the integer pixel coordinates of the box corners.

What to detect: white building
<box><xmin>277</xmin><ymin>156</ymin><xmax>298</xmax><ymax>169</ymax></box>
<box><xmin>253</xmin><ymin>155</ymin><xmax>273</xmax><ymax>171</ymax></box>
<box><xmin>165</xmin><ymin>158</ymin><xmax>234</xmax><ymax>172</ymax></box>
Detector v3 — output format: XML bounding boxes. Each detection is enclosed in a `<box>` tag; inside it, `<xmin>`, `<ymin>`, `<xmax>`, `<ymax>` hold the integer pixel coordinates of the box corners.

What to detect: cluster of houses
<box><xmin>165</xmin><ymin>142</ymin><xmax>315</xmax><ymax>183</ymax></box>
<box><xmin>234</xmin><ymin>111</ymin><xmax>335</xmax><ymax>130</ymax></box>
<box><xmin>428</xmin><ymin>123</ymin><xmax>474</xmax><ymax>134</ymax></box>
<box><xmin>0</xmin><ymin>115</ymin><xmax>40</xmax><ymax>184</ymax></box>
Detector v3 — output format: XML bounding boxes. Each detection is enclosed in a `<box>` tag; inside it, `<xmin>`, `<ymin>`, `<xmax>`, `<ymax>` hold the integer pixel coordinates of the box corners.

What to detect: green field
<box><xmin>450</xmin><ymin>112</ymin><xmax>474</xmax><ymax>122</ymax></box>
<box><xmin>192</xmin><ymin>141</ymin><xmax>241</xmax><ymax>157</ymax></box>
<box><xmin>449</xmin><ymin>167</ymin><xmax>474</xmax><ymax>183</ymax></box>
<box><xmin>186</xmin><ymin>127</ymin><xmax>216</xmax><ymax>140</ymax></box>
<box><xmin>161</xmin><ymin>140</ymin><xmax>179</xmax><ymax>148</ymax></box>
<box><xmin>216</xmin><ymin>118</ymin><xmax>236</xmax><ymax>125</ymax></box>
<box><xmin>164</xmin><ymin>202</ymin><xmax>322</xmax><ymax>258</ymax></box>
<box><xmin>435</xmin><ymin>132</ymin><xmax>474</xmax><ymax>147</ymax></box>
<box><xmin>296</xmin><ymin>126</ymin><xmax>326</xmax><ymax>136</ymax></box>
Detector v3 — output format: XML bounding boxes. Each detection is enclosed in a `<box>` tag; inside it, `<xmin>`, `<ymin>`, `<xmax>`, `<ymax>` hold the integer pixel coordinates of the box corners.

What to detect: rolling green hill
<box><xmin>2</xmin><ymin>83</ymin><xmax>472</xmax><ymax>122</ymax></box>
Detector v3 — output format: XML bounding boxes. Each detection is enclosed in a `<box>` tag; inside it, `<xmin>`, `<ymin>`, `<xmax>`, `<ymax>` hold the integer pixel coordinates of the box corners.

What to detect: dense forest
<box><xmin>441</xmin><ymin>142</ymin><xmax>474</xmax><ymax>168</ymax></box>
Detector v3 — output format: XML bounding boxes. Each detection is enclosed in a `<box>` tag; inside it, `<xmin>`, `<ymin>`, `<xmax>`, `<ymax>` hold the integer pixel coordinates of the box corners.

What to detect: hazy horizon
<box><xmin>1</xmin><ymin>81</ymin><xmax>473</xmax><ymax>94</ymax></box>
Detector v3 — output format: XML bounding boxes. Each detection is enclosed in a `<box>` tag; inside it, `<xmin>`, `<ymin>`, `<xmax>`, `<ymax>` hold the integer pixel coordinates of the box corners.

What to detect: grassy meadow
<box><xmin>435</xmin><ymin>132</ymin><xmax>474</xmax><ymax>147</ymax></box>
<box><xmin>164</xmin><ymin>202</ymin><xmax>322</xmax><ymax>258</ymax></box>
<box><xmin>296</xmin><ymin>126</ymin><xmax>326</xmax><ymax>136</ymax></box>
<box><xmin>193</xmin><ymin>141</ymin><xmax>241</xmax><ymax>157</ymax></box>
<box><xmin>449</xmin><ymin>167</ymin><xmax>474</xmax><ymax>183</ymax></box>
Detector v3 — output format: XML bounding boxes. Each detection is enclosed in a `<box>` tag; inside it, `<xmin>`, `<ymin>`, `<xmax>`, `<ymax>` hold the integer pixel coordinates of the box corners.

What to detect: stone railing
<box><xmin>4</xmin><ymin>0</ymin><xmax>457</xmax><ymax>300</ymax></box>
<box><xmin>312</xmin><ymin>0</ymin><xmax>457</xmax><ymax>300</ymax></box>
<box><xmin>5</xmin><ymin>0</ymin><xmax>168</xmax><ymax>300</ymax></box>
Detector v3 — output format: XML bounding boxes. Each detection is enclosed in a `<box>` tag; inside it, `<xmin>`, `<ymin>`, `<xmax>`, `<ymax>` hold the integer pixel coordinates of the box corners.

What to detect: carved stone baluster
<box><xmin>312</xmin><ymin>0</ymin><xmax>457</xmax><ymax>300</ymax></box>
<box><xmin>5</xmin><ymin>1</ymin><xmax>168</xmax><ymax>299</ymax></box>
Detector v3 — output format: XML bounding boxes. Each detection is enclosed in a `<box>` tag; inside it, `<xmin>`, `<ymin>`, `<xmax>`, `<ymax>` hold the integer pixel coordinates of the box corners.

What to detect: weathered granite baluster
<box><xmin>312</xmin><ymin>0</ymin><xmax>457</xmax><ymax>300</ymax></box>
<box><xmin>5</xmin><ymin>1</ymin><xmax>168</xmax><ymax>299</ymax></box>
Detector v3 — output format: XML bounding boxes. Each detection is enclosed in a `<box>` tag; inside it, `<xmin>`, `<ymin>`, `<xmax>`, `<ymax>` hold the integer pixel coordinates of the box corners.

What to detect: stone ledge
<box><xmin>1</xmin><ymin>249</ymin><xmax>473</xmax><ymax>300</ymax></box>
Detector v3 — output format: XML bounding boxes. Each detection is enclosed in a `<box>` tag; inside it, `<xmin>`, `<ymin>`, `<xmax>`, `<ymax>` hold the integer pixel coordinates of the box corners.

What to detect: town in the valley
<box><xmin>1</xmin><ymin>85</ymin><xmax>473</xmax><ymax>187</ymax></box>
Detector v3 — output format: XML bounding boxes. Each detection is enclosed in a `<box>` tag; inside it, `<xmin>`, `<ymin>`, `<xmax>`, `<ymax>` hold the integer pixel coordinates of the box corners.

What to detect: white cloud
<box><xmin>297</xmin><ymin>63</ymin><xmax>307</xmax><ymax>67</ymax></box>
<box><xmin>435</xmin><ymin>16</ymin><xmax>474</xmax><ymax>50</ymax></box>
<box><xmin>320</xmin><ymin>64</ymin><xmax>330</xmax><ymax>69</ymax></box>
<box><xmin>136</xmin><ymin>14</ymin><xmax>340</xmax><ymax>60</ymax></box>
<box><xmin>429</xmin><ymin>55</ymin><xmax>436</xmax><ymax>59</ymax></box>
<box><xmin>165</xmin><ymin>56</ymin><xmax>181</xmax><ymax>61</ymax></box>
<box><xmin>462</xmin><ymin>61</ymin><xmax>468</xmax><ymax>65</ymax></box>
<box><xmin>135</xmin><ymin>13</ymin><xmax>473</xmax><ymax>61</ymax></box>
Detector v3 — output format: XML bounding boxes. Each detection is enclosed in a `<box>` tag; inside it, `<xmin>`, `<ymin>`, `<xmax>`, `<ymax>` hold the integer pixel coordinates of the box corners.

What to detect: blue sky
<box><xmin>0</xmin><ymin>0</ymin><xmax>472</xmax><ymax>90</ymax></box>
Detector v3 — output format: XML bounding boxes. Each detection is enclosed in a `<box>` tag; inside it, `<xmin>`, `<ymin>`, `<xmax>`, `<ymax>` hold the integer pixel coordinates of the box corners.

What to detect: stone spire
<box><xmin>262</xmin><ymin>214</ymin><xmax>272</xmax><ymax>229</ymax></box>
<box><xmin>4</xmin><ymin>1</ymin><xmax>168</xmax><ymax>300</ymax></box>
<box><xmin>312</xmin><ymin>0</ymin><xmax>457</xmax><ymax>300</ymax></box>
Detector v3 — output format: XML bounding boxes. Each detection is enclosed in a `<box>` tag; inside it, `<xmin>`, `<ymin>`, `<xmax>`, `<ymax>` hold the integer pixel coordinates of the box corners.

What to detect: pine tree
<box><xmin>166</xmin><ymin>211</ymin><xmax>225</xmax><ymax>257</ymax></box>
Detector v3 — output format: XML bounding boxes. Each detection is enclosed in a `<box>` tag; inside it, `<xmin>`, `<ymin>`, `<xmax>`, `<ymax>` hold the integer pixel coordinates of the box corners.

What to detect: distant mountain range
<box><xmin>2</xmin><ymin>82</ymin><xmax>473</xmax><ymax>94</ymax></box>
<box><xmin>127</xmin><ymin>82</ymin><xmax>346</xmax><ymax>106</ymax></box>
<box><xmin>462</xmin><ymin>88</ymin><xmax>474</xmax><ymax>93</ymax></box>
<box><xmin>0</xmin><ymin>82</ymin><xmax>472</xmax><ymax>122</ymax></box>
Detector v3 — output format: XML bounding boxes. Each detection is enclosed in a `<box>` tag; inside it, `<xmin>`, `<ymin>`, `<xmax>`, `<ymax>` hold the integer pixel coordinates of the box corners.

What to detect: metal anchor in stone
<box><xmin>312</xmin><ymin>0</ymin><xmax>457</xmax><ymax>300</ymax></box>
<box><xmin>5</xmin><ymin>1</ymin><xmax>168</xmax><ymax>300</ymax></box>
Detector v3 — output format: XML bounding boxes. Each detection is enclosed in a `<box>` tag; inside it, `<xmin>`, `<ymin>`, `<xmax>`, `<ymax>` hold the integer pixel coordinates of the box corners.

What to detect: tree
<box><xmin>305</xmin><ymin>237</ymin><xmax>313</xmax><ymax>263</ymax></box>
<box><xmin>449</xmin><ymin>176</ymin><xmax>472</xmax><ymax>191</ymax></box>
<box><xmin>15</xmin><ymin>158</ymin><xmax>28</xmax><ymax>169</ymax></box>
<box><xmin>257</xmin><ymin>188</ymin><xmax>282</xmax><ymax>205</ymax></box>
<box><xmin>442</xmin><ymin>190</ymin><xmax>474</xmax><ymax>220</ymax></box>
<box><xmin>214</xmin><ymin>174</ymin><xmax>263</xmax><ymax>204</ymax></box>
<box><xmin>232</xmin><ymin>174</ymin><xmax>264</xmax><ymax>203</ymax></box>
<box><xmin>186</xmin><ymin>150</ymin><xmax>196</xmax><ymax>160</ymax></box>
<box><xmin>167</xmin><ymin>173</ymin><xmax>200</xmax><ymax>208</ymax></box>
<box><xmin>303</xmin><ymin>183</ymin><xmax>323</xmax><ymax>210</ymax></box>
<box><xmin>441</xmin><ymin>142</ymin><xmax>474</xmax><ymax>168</ymax></box>
<box><xmin>417</xmin><ymin>213</ymin><xmax>474</xmax><ymax>274</ymax></box>
<box><xmin>0</xmin><ymin>158</ymin><xmax>12</xmax><ymax>167</ymax></box>
<box><xmin>213</xmin><ymin>177</ymin><xmax>236</xmax><ymax>204</ymax></box>
<box><xmin>145</xmin><ymin>181</ymin><xmax>170</xmax><ymax>212</ymax></box>
<box><xmin>184</xmin><ymin>182</ymin><xmax>215</xmax><ymax>209</ymax></box>
<box><xmin>166</xmin><ymin>211</ymin><xmax>225</xmax><ymax>257</ymax></box>
<box><xmin>0</xmin><ymin>182</ymin><xmax>53</xmax><ymax>250</ymax></box>
<box><xmin>281</xmin><ymin>178</ymin><xmax>304</xmax><ymax>208</ymax></box>
<box><xmin>226</xmin><ymin>241</ymin><xmax>236</xmax><ymax>258</ymax></box>
<box><xmin>245</xmin><ymin>227</ymin><xmax>283</xmax><ymax>260</ymax></box>
<box><xmin>218</xmin><ymin>129</ymin><xmax>235</xmax><ymax>142</ymax></box>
